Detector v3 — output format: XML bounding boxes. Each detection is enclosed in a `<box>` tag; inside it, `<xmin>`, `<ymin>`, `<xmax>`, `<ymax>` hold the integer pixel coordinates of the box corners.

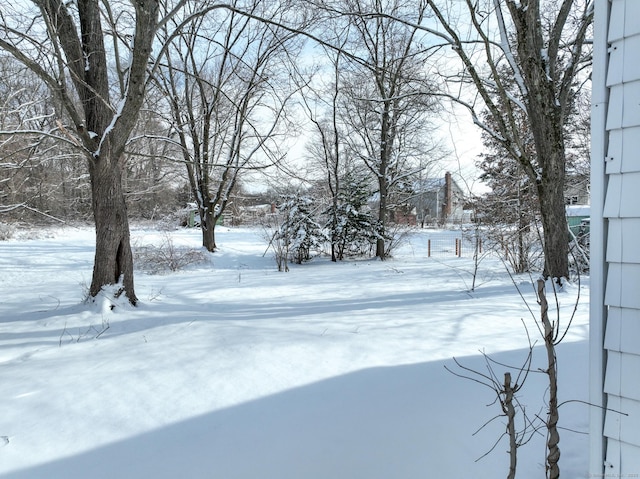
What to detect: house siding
<box><xmin>597</xmin><ymin>0</ymin><xmax>640</xmax><ymax>475</ymax></box>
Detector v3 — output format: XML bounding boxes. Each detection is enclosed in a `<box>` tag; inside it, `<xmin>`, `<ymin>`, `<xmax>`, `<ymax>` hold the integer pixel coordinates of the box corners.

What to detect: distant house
<box><xmin>412</xmin><ymin>172</ymin><xmax>466</xmax><ymax>225</ymax></box>
<box><xmin>565</xmin><ymin>172</ymin><xmax>591</xmax><ymax>205</ymax></box>
<box><xmin>566</xmin><ymin>204</ymin><xmax>590</xmax><ymax>237</ymax></box>
<box><xmin>591</xmin><ymin>2</ymin><xmax>640</xmax><ymax>477</ymax></box>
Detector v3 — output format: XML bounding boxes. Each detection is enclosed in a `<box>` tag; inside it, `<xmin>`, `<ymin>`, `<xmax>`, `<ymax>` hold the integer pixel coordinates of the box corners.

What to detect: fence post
<box><xmin>428</xmin><ymin>239</ymin><xmax>431</xmax><ymax>257</ymax></box>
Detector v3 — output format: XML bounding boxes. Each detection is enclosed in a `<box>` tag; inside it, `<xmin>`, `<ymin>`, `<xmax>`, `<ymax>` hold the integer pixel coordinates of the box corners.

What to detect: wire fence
<box><xmin>424</xmin><ymin>232</ymin><xmax>482</xmax><ymax>258</ymax></box>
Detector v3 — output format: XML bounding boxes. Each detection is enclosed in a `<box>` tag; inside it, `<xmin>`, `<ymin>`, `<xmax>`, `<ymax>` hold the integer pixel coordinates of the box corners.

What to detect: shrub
<box><xmin>0</xmin><ymin>223</ymin><xmax>14</xmax><ymax>241</ymax></box>
<box><xmin>133</xmin><ymin>233</ymin><xmax>209</xmax><ymax>274</ymax></box>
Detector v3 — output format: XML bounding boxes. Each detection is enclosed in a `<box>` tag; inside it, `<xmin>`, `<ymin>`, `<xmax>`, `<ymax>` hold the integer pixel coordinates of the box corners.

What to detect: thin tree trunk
<box><xmin>504</xmin><ymin>372</ymin><xmax>517</xmax><ymax>479</ymax></box>
<box><xmin>538</xmin><ymin>279</ymin><xmax>560</xmax><ymax>479</ymax></box>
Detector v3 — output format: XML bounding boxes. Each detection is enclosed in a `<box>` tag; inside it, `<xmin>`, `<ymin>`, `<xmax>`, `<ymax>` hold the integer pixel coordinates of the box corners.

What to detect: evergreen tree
<box><xmin>326</xmin><ymin>174</ymin><xmax>382</xmax><ymax>260</ymax></box>
<box><xmin>477</xmin><ymin>157</ymin><xmax>540</xmax><ymax>274</ymax></box>
<box><xmin>276</xmin><ymin>194</ymin><xmax>326</xmax><ymax>265</ymax></box>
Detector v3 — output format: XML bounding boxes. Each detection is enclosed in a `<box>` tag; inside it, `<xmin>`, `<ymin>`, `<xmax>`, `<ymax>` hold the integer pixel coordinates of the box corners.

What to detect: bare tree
<box><xmin>156</xmin><ymin>0</ymin><xmax>301</xmax><ymax>251</ymax></box>
<box><xmin>296</xmin><ymin>40</ymin><xmax>348</xmax><ymax>262</ymax></box>
<box><xmin>324</xmin><ymin>0</ymin><xmax>440</xmax><ymax>259</ymax></box>
<box><xmin>446</xmin><ymin>350</ymin><xmax>536</xmax><ymax>479</ymax></box>
<box><xmin>123</xmin><ymin>93</ymin><xmax>186</xmax><ymax>221</ymax></box>
<box><xmin>477</xmin><ymin>103</ymin><xmax>541</xmax><ymax>274</ymax></box>
<box><xmin>424</xmin><ymin>0</ymin><xmax>593</xmax><ymax>280</ymax></box>
<box><xmin>0</xmin><ymin>54</ymin><xmax>91</xmax><ymax>221</ymax></box>
<box><xmin>419</xmin><ymin>4</ymin><xmax>592</xmax><ymax>477</ymax></box>
<box><xmin>0</xmin><ymin>0</ymin><xmax>189</xmax><ymax>303</ymax></box>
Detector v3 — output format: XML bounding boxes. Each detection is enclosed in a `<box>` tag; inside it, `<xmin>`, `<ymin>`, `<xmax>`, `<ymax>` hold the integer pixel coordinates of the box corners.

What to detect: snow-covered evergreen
<box><xmin>325</xmin><ymin>175</ymin><xmax>382</xmax><ymax>260</ymax></box>
<box><xmin>276</xmin><ymin>193</ymin><xmax>326</xmax><ymax>265</ymax></box>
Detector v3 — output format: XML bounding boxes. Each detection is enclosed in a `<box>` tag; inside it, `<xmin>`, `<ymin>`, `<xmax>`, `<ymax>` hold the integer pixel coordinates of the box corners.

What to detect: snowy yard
<box><xmin>0</xmin><ymin>226</ymin><xmax>590</xmax><ymax>479</ymax></box>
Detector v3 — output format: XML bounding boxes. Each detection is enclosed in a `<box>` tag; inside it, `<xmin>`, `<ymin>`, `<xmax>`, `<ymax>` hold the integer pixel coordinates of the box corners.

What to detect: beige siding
<box><xmin>603</xmin><ymin>0</ymin><xmax>640</xmax><ymax>472</ymax></box>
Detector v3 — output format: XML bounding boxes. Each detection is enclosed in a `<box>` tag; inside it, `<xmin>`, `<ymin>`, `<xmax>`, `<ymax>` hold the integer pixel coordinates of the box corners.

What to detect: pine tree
<box><xmin>325</xmin><ymin>174</ymin><xmax>382</xmax><ymax>260</ymax></box>
<box><xmin>276</xmin><ymin>194</ymin><xmax>326</xmax><ymax>265</ymax></box>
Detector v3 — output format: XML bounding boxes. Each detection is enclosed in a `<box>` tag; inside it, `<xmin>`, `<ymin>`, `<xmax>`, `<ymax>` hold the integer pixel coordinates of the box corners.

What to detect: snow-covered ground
<box><xmin>0</xmin><ymin>226</ymin><xmax>590</xmax><ymax>479</ymax></box>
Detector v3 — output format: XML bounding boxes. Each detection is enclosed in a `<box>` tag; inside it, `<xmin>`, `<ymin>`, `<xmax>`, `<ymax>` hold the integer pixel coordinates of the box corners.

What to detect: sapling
<box><xmin>446</xmin><ymin>330</ymin><xmax>536</xmax><ymax>479</ymax></box>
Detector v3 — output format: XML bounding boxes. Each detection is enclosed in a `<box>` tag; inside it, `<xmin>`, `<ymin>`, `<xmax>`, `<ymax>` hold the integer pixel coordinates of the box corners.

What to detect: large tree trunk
<box><xmin>201</xmin><ymin>214</ymin><xmax>217</xmax><ymax>252</ymax></box>
<box><xmin>538</xmin><ymin>174</ymin><xmax>569</xmax><ymax>280</ymax></box>
<box><xmin>198</xmin><ymin>190</ymin><xmax>216</xmax><ymax>252</ymax></box>
<box><xmin>34</xmin><ymin>0</ymin><xmax>159</xmax><ymax>304</ymax></box>
<box><xmin>88</xmin><ymin>156</ymin><xmax>137</xmax><ymax>304</ymax></box>
<box><xmin>528</xmin><ymin>91</ymin><xmax>570</xmax><ymax>280</ymax></box>
<box><xmin>376</xmin><ymin>178</ymin><xmax>387</xmax><ymax>259</ymax></box>
<box><xmin>511</xmin><ymin>0</ymin><xmax>570</xmax><ymax>280</ymax></box>
<box><xmin>376</xmin><ymin>103</ymin><xmax>391</xmax><ymax>260</ymax></box>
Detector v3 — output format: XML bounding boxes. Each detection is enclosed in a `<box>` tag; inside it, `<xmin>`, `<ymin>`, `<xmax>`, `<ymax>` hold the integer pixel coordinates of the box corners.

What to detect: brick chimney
<box><xmin>443</xmin><ymin>171</ymin><xmax>452</xmax><ymax>219</ymax></box>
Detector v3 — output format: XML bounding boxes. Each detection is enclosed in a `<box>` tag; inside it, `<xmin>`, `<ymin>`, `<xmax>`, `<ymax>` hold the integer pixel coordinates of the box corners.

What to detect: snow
<box><xmin>567</xmin><ymin>204</ymin><xmax>590</xmax><ymax>217</ymax></box>
<box><xmin>0</xmin><ymin>226</ymin><xmax>590</xmax><ymax>479</ymax></box>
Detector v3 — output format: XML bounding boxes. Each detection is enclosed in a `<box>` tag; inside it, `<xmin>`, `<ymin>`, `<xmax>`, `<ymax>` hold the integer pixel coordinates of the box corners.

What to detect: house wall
<box><xmin>564</xmin><ymin>175</ymin><xmax>590</xmax><ymax>205</ymax></box>
<box><xmin>593</xmin><ymin>0</ymin><xmax>640</xmax><ymax>476</ymax></box>
<box><xmin>412</xmin><ymin>173</ymin><xmax>465</xmax><ymax>224</ymax></box>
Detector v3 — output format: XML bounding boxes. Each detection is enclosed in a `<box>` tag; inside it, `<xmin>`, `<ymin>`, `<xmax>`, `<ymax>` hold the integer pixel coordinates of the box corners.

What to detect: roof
<box><xmin>566</xmin><ymin>205</ymin><xmax>590</xmax><ymax>217</ymax></box>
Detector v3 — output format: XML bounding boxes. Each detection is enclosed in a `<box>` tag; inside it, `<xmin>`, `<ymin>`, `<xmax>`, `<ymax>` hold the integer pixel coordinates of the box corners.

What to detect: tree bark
<box><xmin>537</xmin><ymin>175</ymin><xmax>569</xmax><ymax>280</ymax></box>
<box><xmin>511</xmin><ymin>0</ymin><xmax>570</xmax><ymax>279</ymax></box>
<box><xmin>88</xmin><ymin>155</ymin><xmax>137</xmax><ymax>304</ymax></box>
<box><xmin>74</xmin><ymin>0</ymin><xmax>159</xmax><ymax>303</ymax></box>
<box><xmin>504</xmin><ymin>372</ymin><xmax>517</xmax><ymax>479</ymax></box>
<box><xmin>376</xmin><ymin>177</ymin><xmax>388</xmax><ymax>259</ymax></box>
<box><xmin>375</xmin><ymin>99</ymin><xmax>392</xmax><ymax>260</ymax></box>
<box><xmin>538</xmin><ymin>279</ymin><xmax>560</xmax><ymax>479</ymax></box>
<box><xmin>202</xmin><ymin>211</ymin><xmax>217</xmax><ymax>252</ymax></box>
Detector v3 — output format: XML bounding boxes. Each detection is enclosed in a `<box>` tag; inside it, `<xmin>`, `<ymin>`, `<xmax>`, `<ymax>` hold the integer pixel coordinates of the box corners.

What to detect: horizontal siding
<box><xmin>604</xmin><ymin>351</ymin><xmax>640</xmax><ymax>401</ymax></box>
<box><xmin>604</xmin><ymin>396</ymin><xmax>640</xmax><ymax>452</ymax></box>
<box><xmin>605</xmin><ymin>35</ymin><xmax>640</xmax><ymax>86</ymax></box>
<box><xmin>623</xmin><ymin>81</ymin><xmax>640</xmax><ymax>126</ymax></box>
<box><xmin>625</xmin><ymin>2</ymin><xmax>640</xmax><ymax>36</ymax></box>
<box><xmin>623</xmin><ymin>35</ymin><xmax>640</xmax><ymax>82</ymax></box>
<box><xmin>605</xmin><ymin>307</ymin><xmax>640</xmax><ymax>356</ymax></box>
<box><xmin>606</xmin><ymin>39</ymin><xmax>624</xmax><ymax>86</ymax></box>
<box><xmin>603</xmin><ymin>171</ymin><xmax>640</xmax><ymax>217</ymax></box>
<box><xmin>608</xmin><ymin>0</ymin><xmax>640</xmax><ymax>38</ymax></box>
<box><xmin>606</xmin><ymin>129</ymin><xmax>622</xmax><ymax>173</ymax></box>
<box><xmin>621</xmin><ymin>126</ymin><xmax>640</xmax><ymax>172</ymax></box>
<box><xmin>608</xmin><ymin>0</ymin><xmax>625</xmax><ymax>42</ymax></box>
<box><xmin>604</xmin><ymin>0</ymin><xmax>640</xmax><ymax>463</ymax></box>
<box><xmin>606</xmin><ymin>81</ymin><xmax>640</xmax><ymax>128</ymax></box>
<box><xmin>606</xmin><ymin>218</ymin><xmax>640</xmax><ymax>263</ymax></box>
<box><xmin>606</xmin><ymin>127</ymin><xmax>640</xmax><ymax>173</ymax></box>
<box><xmin>606</xmin><ymin>84</ymin><xmax>624</xmax><ymax>129</ymax></box>
<box><xmin>620</xmin><ymin>441</ymin><xmax>640</xmax><ymax>476</ymax></box>
<box><xmin>605</xmin><ymin>439</ymin><xmax>640</xmax><ymax>477</ymax></box>
<box><xmin>603</xmin><ymin>174</ymin><xmax>622</xmax><ymax>217</ymax></box>
<box><xmin>605</xmin><ymin>263</ymin><xmax>640</xmax><ymax>309</ymax></box>
<box><xmin>604</xmin><ymin>395</ymin><xmax>622</xmax><ymax>440</ymax></box>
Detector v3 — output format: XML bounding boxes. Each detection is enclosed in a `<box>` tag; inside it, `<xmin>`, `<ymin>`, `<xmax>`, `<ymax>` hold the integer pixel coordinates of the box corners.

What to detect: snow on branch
<box><xmin>493</xmin><ymin>0</ymin><xmax>528</xmax><ymax>97</ymax></box>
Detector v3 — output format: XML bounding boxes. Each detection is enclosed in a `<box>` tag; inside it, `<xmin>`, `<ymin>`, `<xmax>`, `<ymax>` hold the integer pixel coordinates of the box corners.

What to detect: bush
<box><xmin>133</xmin><ymin>234</ymin><xmax>210</xmax><ymax>274</ymax></box>
<box><xmin>0</xmin><ymin>223</ymin><xmax>14</xmax><ymax>241</ymax></box>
